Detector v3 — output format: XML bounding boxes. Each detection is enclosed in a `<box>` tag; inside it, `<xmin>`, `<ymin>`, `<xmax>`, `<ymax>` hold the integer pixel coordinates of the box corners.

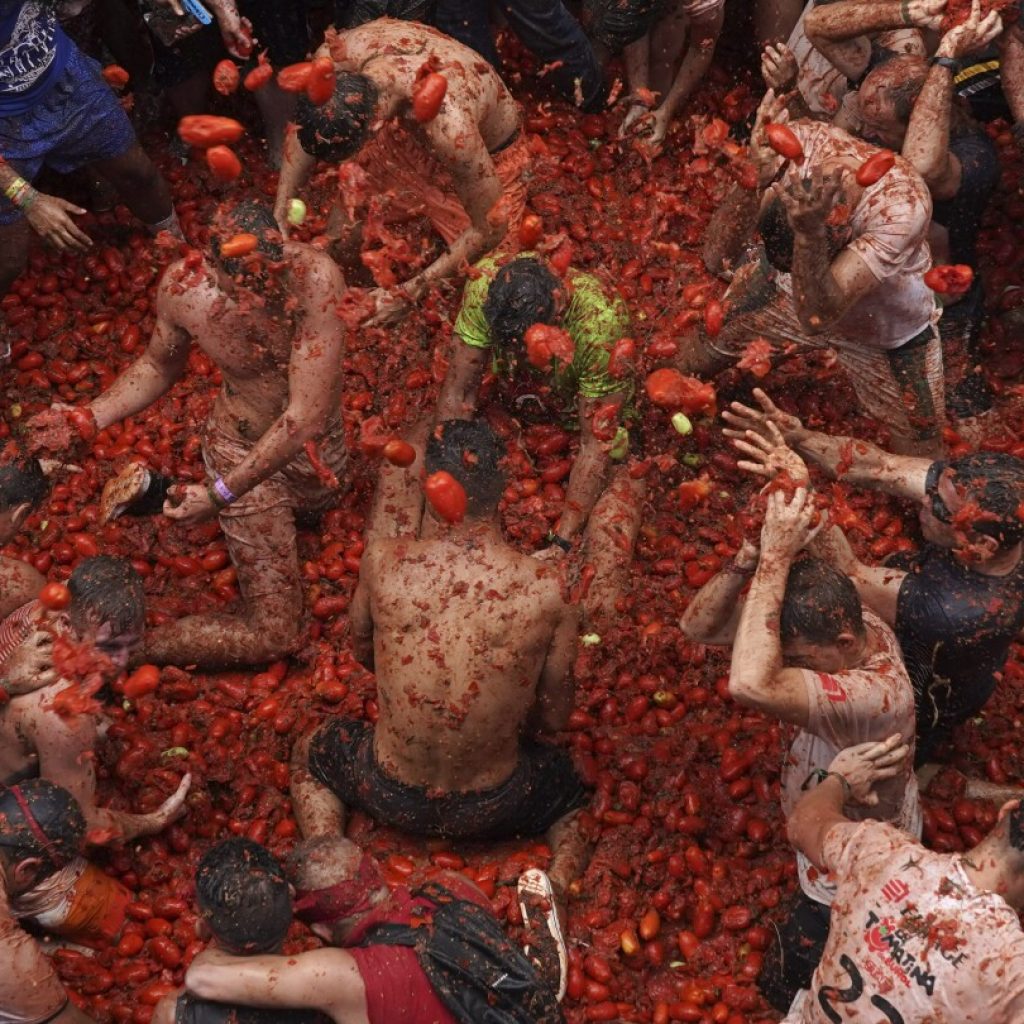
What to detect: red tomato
<box><xmin>123</xmin><ymin>665</ymin><xmax>160</xmax><ymax>700</ymax></box>
<box><xmin>923</xmin><ymin>264</ymin><xmax>974</xmax><ymax>295</ymax></box>
<box><xmin>524</xmin><ymin>323</ymin><xmax>574</xmax><ymax>370</ymax></box>
<box><xmin>764</xmin><ymin>123</ymin><xmax>804</xmax><ymax>163</ymax></box>
<box><xmin>412</xmin><ymin>72</ymin><xmax>448</xmax><ymax>123</ymax></box>
<box><xmin>607</xmin><ymin>337</ymin><xmax>636</xmax><ymax>379</ymax></box>
<box><xmin>101</xmin><ymin>65</ymin><xmax>129</xmax><ymax>89</ymax></box>
<box><xmin>855</xmin><ymin>149</ymin><xmax>896</xmax><ymax>186</ymax></box>
<box><xmin>678</xmin><ymin>479</ymin><xmax>712</xmax><ymax>511</ymax></box>
<box><xmin>277</xmin><ymin>62</ymin><xmax>312</xmax><ymax>92</ymax></box>
<box><xmin>39</xmin><ymin>582</ymin><xmax>71</xmax><ymax>610</ymax></box>
<box><xmin>306</xmin><ymin>55</ymin><xmax>336</xmax><ymax>106</ymax></box>
<box><xmin>424</xmin><ymin>471</ymin><xmax>467</xmax><ymax>524</ymax></box>
<box><xmin>644</xmin><ymin>368</ymin><xmax>717</xmax><ymax>414</ymax></box>
<box><xmin>219</xmin><ymin>233</ymin><xmax>259</xmax><ymax>258</ymax></box>
<box><xmin>518</xmin><ymin>213</ymin><xmax>543</xmax><ymax>247</ymax></box>
<box><xmin>177</xmin><ymin>115</ymin><xmax>244</xmax><ymax>148</ymax></box>
<box><xmin>244</xmin><ymin>53</ymin><xmax>274</xmax><ymax>91</ymax></box>
<box><xmin>67</xmin><ymin>406</ymin><xmax>97</xmax><ymax>442</ymax></box>
<box><xmin>206</xmin><ymin>145</ymin><xmax>242</xmax><ymax>182</ymax></box>
<box><xmin>383</xmin><ymin>439</ymin><xmax>416</xmax><ymax>466</ymax></box>
<box><xmin>212</xmin><ymin>60</ymin><xmax>240</xmax><ymax>96</ymax></box>
<box><xmin>704</xmin><ymin>299</ymin><xmax>724</xmax><ymax>338</ymax></box>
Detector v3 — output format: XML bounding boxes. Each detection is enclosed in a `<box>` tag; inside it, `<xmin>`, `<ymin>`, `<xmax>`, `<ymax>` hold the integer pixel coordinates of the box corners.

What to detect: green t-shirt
<box><xmin>453</xmin><ymin>254</ymin><xmax>631</xmax><ymax>400</ymax></box>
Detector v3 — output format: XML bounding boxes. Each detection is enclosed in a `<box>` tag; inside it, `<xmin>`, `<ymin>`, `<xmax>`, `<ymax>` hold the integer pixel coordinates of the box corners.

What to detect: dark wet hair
<box><xmin>425</xmin><ymin>419</ymin><xmax>506</xmax><ymax>517</ymax></box>
<box><xmin>862</xmin><ymin>54</ymin><xmax>929</xmax><ymax>121</ymax></box>
<box><xmin>295</xmin><ymin>73</ymin><xmax>379</xmax><ymax>162</ymax></box>
<box><xmin>68</xmin><ymin>556</ymin><xmax>145</xmax><ymax>637</ymax></box>
<box><xmin>483</xmin><ymin>258</ymin><xmax>560</xmax><ymax>354</ymax></box>
<box><xmin>759</xmin><ymin>199</ymin><xmax>846</xmax><ymax>274</ymax></box>
<box><xmin>0</xmin><ymin>780</ymin><xmax>85</xmax><ymax>875</ymax></box>
<box><xmin>210</xmin><ymin>200</ymin><xmax>285</xmax><ymax>264</ymax></box>
<box><xmin>339</xmin><ymin>0</ymin><xmax>435</xmax><ymax>28</ymax></box>
<box><xmin>1009</xmin><ymin>803</ymin><xmax>1024</xmax><ymax>851</ymax></box>
<box><xmin>946</xmin><ymin>452</ymin><xmax>1024</xmax><ymax>550</ymax></box>
<box><xmin>0</xmin><ymin>459</ymin><xmax>47</xmax><ymax>512</ymax></box>
<box><xmin>196</xmin><ymin>838</ymin><xmax>292</xmax><ymax>953</ymax></box>
<box><xmin>780</xmin><ymin>557</ymin><xmax>865</xmax><ymax>645</ymax></box>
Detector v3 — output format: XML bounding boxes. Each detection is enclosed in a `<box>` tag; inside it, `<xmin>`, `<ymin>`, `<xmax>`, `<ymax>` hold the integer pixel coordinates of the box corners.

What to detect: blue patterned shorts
<box><xmin>0</xmin><ymin>46</ymin><xmax>135</xmax><ymax>225</ymax></box>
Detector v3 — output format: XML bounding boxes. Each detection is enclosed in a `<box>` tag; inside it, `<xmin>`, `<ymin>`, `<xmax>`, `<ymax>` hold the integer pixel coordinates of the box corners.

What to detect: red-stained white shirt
<box><xmin>785</xmin><ymin>821</ymin><xmax>1024</xmax><ymax>1023</ymax></box>
<box><xmin>781</xmin><ymin>611</ymin><xmax>921</xmax><ymax>905</ymax></box>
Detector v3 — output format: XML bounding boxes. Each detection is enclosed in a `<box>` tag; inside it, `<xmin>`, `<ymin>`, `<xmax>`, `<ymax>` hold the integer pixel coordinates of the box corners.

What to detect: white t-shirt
<box><xmin>775</xmin><ymin>121</ymin><xmax>936</xmax><ymax>349</ymax></box>
<box><xmin>780</xmin><ymin>610</ymin><xmax>921</xmax><ymax>905</ymax></box>
<box><xmin>784</xmin><ymin>821</ymin><xmax>1024</xmax><ymax>1023</ymax></box>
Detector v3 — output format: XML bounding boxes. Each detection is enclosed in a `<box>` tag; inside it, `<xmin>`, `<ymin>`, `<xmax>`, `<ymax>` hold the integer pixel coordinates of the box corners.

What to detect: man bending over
<box><xmin>23</xmin><ymin>200</ymin><xmax>347</xmax><ymax>668</ymax></box>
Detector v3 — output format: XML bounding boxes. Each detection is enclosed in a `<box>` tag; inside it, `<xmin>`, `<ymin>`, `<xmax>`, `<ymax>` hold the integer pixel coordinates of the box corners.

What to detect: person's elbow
<box><xmin>726</xmin><ymin>670</ymin><xmax>764</xmax><ymax>709</ymax></box>
<box><xmin>786</xmin><ymin>807</ymin><xmax>814</xmax><ymax>856</ymax></box>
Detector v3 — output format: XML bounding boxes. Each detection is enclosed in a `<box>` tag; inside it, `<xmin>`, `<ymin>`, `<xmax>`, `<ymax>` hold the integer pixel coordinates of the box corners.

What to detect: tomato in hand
<box><xmin>764</xmin><ymin>123</ymin><xmax>804</xmax><ymax>164</ymax></box>
<box><xmin>424</xmin><ymin>471</ymin><xmax>467</xmax><ymax>524</ymax></box>
<box><xmin>212</xmin><ymin>60</ymin><xmax>240</xmax><ymax>96</ymax></box>
<box><xmin>67</xmin><ymin>406</ymin><xmax>97</xmax><ymax>442</ymax></box>
<box><xmin>412</xmin><ymin>72</ymin><xmax>448</xmax><ymax>123</ymax></box>
<box><xmin>178</xmin><ymin>115</ymin><xmax>244</xmax><ymax>148</ymax></box>
<box><xmin>856</xmin><ymin>150</ymin><xmax>896</xmax><ymax>187</ymax></box>
<box><xmin>39</xmin><ymin>582</ymin><xmax>71</xmax><ymax>611</ymax></box>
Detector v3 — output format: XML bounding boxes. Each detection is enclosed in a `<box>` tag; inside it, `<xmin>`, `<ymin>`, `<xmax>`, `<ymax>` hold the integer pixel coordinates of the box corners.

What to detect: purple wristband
<box><xmin>213</xmin><ymin>476</ymin><xmax>237</xmax><ymax>506</ymax></box>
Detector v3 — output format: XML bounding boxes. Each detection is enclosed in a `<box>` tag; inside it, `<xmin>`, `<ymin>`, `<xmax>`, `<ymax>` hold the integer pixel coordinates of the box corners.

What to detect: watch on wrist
<box><xmin>547</xmin><ymin>532</ymin><xmax>572</xmax><ymax>553</ymax></box>
<box><xmin>929</xmin><ymin>56</ymin><xmax>959</xmax><ymax>72</ymax></box>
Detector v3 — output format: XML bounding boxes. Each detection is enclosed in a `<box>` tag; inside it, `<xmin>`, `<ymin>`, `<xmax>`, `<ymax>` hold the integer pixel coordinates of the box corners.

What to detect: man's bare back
<box><xmin>322</xmin><ymin>19</ymin><xmax>521</xmax><ymax>153</ymax></box>
<box><xmin>362</xmin><ymin>533</ymin><xmax>573</xmax><ymax>792</ymax></box>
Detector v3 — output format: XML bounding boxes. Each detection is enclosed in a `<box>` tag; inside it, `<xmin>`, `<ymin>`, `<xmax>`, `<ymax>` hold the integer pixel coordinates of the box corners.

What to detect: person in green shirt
<box><xmin>436</xmin><ymin>253</ymin><xmax>640</xmax><ymax>623</ymax></box>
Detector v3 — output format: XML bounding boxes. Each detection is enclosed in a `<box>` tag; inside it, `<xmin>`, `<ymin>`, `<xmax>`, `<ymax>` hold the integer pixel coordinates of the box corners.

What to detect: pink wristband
<box><xmin>213</xmin><ymin>476</ymin><xmax>236</xmax><ymax>506</ymax></box>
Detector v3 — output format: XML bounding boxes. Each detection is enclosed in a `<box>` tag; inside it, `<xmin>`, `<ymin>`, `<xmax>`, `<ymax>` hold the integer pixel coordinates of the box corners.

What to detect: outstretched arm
<box><xmin>273</xmin><ymin>127</ymin><xmax>317</xmax><ymax>235</ymax></box>
<box><xmin>365</xmin><ymin>417</ymin><xmax>431</xmax><ymax>544</ymax></box>
<box><xmin>186</xmin><ymin>947</ymin><xmax>366</xmax><ymax>1018</ymax></box>
<box><xmin>435</xmin><ymin>342</ymin><xmax>488</xmax><ymax>424</ymax></box>
<box><xmin>678</xmin><ymin>541</ymin><xmax>757</xmax><ymax>645</ymax></box>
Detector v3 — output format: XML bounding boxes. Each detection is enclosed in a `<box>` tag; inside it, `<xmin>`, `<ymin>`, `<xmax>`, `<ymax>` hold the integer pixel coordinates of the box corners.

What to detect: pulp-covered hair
<box><xmin>210</xmin><ymin>200</ymin><xmax>285</xmax><ymax>264</ymax></box>
<box><xmin>0</xmin><ymin>780</ymin><xmax>85</xmax><ymax>874</ymax></box>
<box><xmin>861</xmin><ymin>54</ymin><xmax>930</xmax><ymax>121</ymax></box>
<box><xmin>947</xmin><ymin>452</ymin><xmax>1024</xmax><ymax>549</ymax></box>
<box><xmin>295</xmin><ymin>73</ymin><xmax>379</xmax><ymax>163</ymax></box>
<box><xmin>425</xmin><ymin>419</ymin><xmax>506</xmax><ymax>518</ymax></box>
<box><xmin>482</xmin><ymin>258</ymin><xmax>560</xmax><ymax>353</ymax></box>
<box><xmin>196</xmin><ymin>838</ymin><xmax>292</xmax><ymax>953</ymax></box>
<box><xmin>780</xmin><ymin>557</ymin><xmax>865</xmax><ymax>645</ymax></box>
<box><xmin>67</xmin><ymin>556</ymin><xmax>145</xmax><ymax>636</ymax></box>
<box><xmin>0</xmin><ymin>459</ymin><xmax>47</xmax><ymax>512</ymax></box>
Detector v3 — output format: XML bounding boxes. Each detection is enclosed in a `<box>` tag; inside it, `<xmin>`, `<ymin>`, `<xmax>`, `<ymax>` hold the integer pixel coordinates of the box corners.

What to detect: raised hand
<box><xmin>722</xmin><ymin>387</ymin><xmax>805</xmax><ymax>443</ymax></box>
<box><xmin>829</xmin><ymin>735</ymin><xmax>909</xmax><ymax>805</ymax></box>
<box><xmin>731</xmin><ymin>419</ymin><xmax>810</xmax><ymax>483</ymax></box>
<box><xmin>760</xmin><ymin>486</ymin><xmax>822</xmax><ymax>559</ymax></box>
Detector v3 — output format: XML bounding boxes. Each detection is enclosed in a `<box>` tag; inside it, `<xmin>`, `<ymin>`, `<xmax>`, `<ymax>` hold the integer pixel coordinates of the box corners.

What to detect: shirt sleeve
<box><xmin>845</xmin><ymin>174</ymin><xmax>933</xmax><ymax>282</ymax></box>
<box><xmin>453</xmin><ymin>261</ymin><xmax>498</xmax><ymax>350</ymax></box>
<box><xmin>799</xmin><ymin>667</ymin><xmax>866</xmax><ymax>748</ymax></box>
<box><xmin>819</xmin><ymin>820</ymin><xmax>865</xmax><ymax>874</ymax></box>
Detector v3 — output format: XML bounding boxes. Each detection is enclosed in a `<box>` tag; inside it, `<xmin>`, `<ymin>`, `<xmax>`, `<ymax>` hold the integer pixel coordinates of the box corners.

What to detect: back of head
<box><xmin>295</xmin><ymin>74</ymin><xmax>378</xmax><ymax>163</ymax></box>
<box><xmin>947</xmin><ymin>452</ymin><xmax>1024</xmax><ymax>551</ymax></box>
<box><xmin>0</xmin><ymin>779</ymin><xmax>85</xmax><ymax>876</ymax></box>
<box><xmin>780</xmin><ymin>556</ymin><xmax>865</xmax><ymax>645</ymax></box>
<box><xmin>67</xmin><ymin>555</ymin><xmax>145</xmax><ymax>638</ymax></box>
<box><xmin>861</xmin><ymin>53</ymin><xmax>929</xmax><ymax>122</ymax></box>
<box><xmin>196</xmin><ymin>838</ymin><xmax>292</xmax><ymax>953</ymax></box>
<box><xmin>210</xmin><ymin>199</ymin><xmax>285</xmax><ymax>265</ymax></box>
<box><xmin>425</xmin><ymin>419</ymin><xmax>506</xmax><ymax>519</ymax></box>
<box><xmin>483</xmin><ymin>257</ymin><xmax>560</xmax><ymax>353</ymax></box>
<box><xmin>0</xmin><ymin>459</ymin><xmax>47</xmax><ymax>513</ymax></box>
<box><xmin>287</xmin><ymin>835</ymin><xmax>363</xmax><ymax>892</ymax></box>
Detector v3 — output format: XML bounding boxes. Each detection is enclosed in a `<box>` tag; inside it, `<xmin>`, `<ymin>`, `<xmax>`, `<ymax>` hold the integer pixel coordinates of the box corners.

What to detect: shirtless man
<box><xmin>0</xmin><ymin>555</ymin><xmax>190</xmax><ymax>847</ymax></box>
<box><xmin>785</xmin><ymin>739</ymin><xmax>1024</xmax><ymax>1022</ymax></box>
<box><xmin>0</xmin><ymin>458</ymin><xmax>47</xmax><ymax>621</ymax></box>
<box><xmin>690</xmin><ymin>91</ymin><xmax>942</xmax><ymax>456</ymax></box>
<box><xmin>0</xmin><ymin>780</ymin><xmax>99</xmax><ymax>1024</ymax></box>
<box><xmin>273</xmin><ymin>18</ymin><xmax>527</xmax><ymax>325</ymax></box>
<box><xmin>681</xmin><ymin>480</ymin><xmax>919</xmax><ymax>1012</ymax></box>
<box><xmin>291</xmin><ymin>419</ymin><xmax>596</xmax><ymax>903</ymax></box>
<box><xmin>24</xmin><ymin>199</ymin><xmax>347</xmax><ymax>668</ymax></box>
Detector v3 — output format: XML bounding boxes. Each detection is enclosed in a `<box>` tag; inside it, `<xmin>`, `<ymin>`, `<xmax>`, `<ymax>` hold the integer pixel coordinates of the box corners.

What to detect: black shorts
<box><xmin>757</xmin><ymin>891</ymin><xmax>832</xmax><ymax>1013</ymax></box>
<box><xmin>308</xmin><ymin>718</ymin><xmax>589</xmax><ymax>840</ymax></box>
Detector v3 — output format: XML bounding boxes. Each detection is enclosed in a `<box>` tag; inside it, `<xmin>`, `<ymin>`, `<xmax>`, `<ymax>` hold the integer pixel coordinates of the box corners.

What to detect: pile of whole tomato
<box><xmin>5</xmin><ymin>31</ymin><xmax>1024</xmax><ymax>1024</ymax></box>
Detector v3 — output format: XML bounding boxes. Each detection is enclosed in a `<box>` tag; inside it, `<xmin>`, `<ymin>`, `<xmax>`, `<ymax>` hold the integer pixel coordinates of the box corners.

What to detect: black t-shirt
<box><xmin>175</xmin><ymin>995</ymin><xmax>330</xmax><ymax>1024</ymax></box>
<box><xmin>931</xmin><ymin>125</ymin><xmax>1000</xmax><ymax>268</ymax></box>
<box><xmin>895</xmin><ymin>462</ymin><xmax>1024</xmax><ymax>757</ymax></box>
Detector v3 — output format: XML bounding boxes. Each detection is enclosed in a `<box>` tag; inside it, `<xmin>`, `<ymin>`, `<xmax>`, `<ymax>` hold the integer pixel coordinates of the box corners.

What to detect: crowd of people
<box><xmin>3</xmin><ymin>0</ymin><xmax>1024</xmax><ymax>1021</ymax></box>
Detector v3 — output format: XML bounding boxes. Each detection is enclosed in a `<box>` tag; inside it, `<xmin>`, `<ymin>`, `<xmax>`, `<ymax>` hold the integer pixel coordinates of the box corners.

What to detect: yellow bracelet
<box><xmin>4</xmin><ymin>176</ymin><xmax>27</xmax><ymax>201</ymax></box>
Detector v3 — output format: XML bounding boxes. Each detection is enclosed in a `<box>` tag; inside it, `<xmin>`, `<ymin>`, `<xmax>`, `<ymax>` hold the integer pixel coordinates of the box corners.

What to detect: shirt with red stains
<box><xmin>785</xmin><ymin>820</ymin><xmax>1024</xmax><ymax>1023</ymax></box>
<box><xmin>782</xmin><ymin>611</ymin><xmax>921</xmax><ymax>905</ymax></box>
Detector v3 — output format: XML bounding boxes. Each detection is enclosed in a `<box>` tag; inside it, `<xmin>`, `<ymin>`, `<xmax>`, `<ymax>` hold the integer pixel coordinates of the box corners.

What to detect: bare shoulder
<box><xmin>0</xmin><ymin>558</ymin><xmax>44</xmax><ymax>619</ymax></box>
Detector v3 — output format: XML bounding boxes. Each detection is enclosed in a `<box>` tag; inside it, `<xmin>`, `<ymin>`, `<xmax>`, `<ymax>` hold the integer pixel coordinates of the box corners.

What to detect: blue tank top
<box><xmin>0</xmin><ymin>0</ymin><xmax>71</xmax><ymax>117</ymax></box>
